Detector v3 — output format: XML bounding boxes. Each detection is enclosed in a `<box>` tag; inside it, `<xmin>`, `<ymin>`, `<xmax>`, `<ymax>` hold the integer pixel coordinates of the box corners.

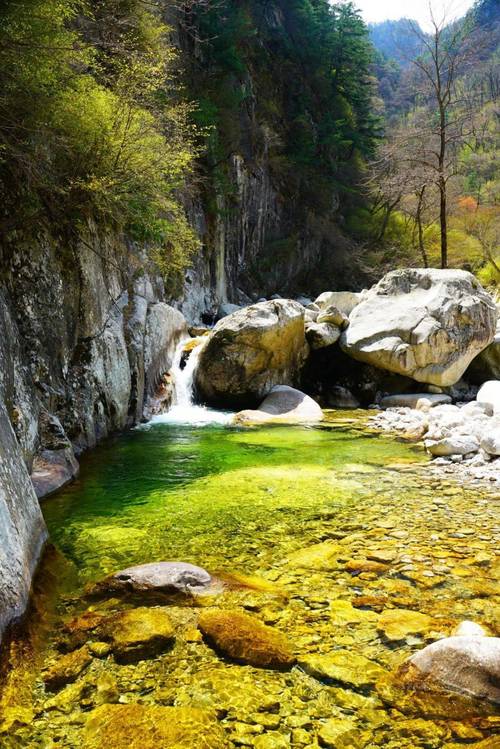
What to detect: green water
<box><xmin>1</xmin><ymin>414</ymin><xmax>499</xmax><ymax>748</ymax></box>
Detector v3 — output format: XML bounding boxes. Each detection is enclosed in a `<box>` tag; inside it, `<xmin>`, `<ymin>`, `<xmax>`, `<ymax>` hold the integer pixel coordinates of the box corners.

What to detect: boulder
<box><xmin>314</xmin><ymin>291</ymin><xmax>362</xmax><ymax>315</ymax></box>
<box><xmin>477</xmin><ymin>380</ymin><xmax>500</xmax><ymax>415</ymax></box>
<box><xmin>91</xmin><ymin>561</ymin><xmax>216</xmax><ymax>598</ymax></box>
<box><xmin>84</xmin><ymin>705</ymin><xmax>229</xmax><ymax>749</ymax></box>
<box><xmin>198</xmin><ymin>609</ymin><xmax>295</xmax><ymax>669</ymax></box>
<box><xmin>100</xmin><ymin>607</ymin><xmax>175</xmax><ymax>663</ymax></box>
<box><xmin>325</xmin><ymin>386</ymin><xmax>361</xmax><ymax>409</ymax></box>
<box><xmin>299</xmin><ymin>651</ymin><xmax>387</xmax><ymax>690</ymax></box>
<box><xmin>235</xmin><ymin>385</ymin><xmax>323</xmax><ymax>425</ymax></box>
<box><xmin>425</xmin><ymin>435</ymin><xmax>480</xmax><ymax>457</ymax></box>
<box><xmin>305</xmin><ymin>322</ymin><xmax>341</xmax><ymax>350</ymax></box>
<box><xmin>377</xmin><ymin>609</ymin><xmax>432</xmax><ymax>642</ymax></box>
<box><xmin>317</xmin><ymin>305</ymin><xmax>349</xmax><ymax>328</ymax></box>
<box><xmin>380</xmin><ymin>394</ymin><xmax>452</xmax><ymax>410</ymax></box>
<box><xmin>340</xmin><ymin>269</ymin><xmax>496</xmax><ymax>387</ymax></box>
<box><xmin>42</xmin><ymin>646</ymin><xmax>92</xmax><ymax>691</ymax></box>
<box><xmin>399</xmin><ymin>636</ymin><xmax>500</xmax><ymax>706</ymax></box>
<box><xmin>481</xmin><ymin>429</ymin><xmax>500</xmax><ymax>456</ymax></box>
<box><xmin>194</xmin><ymin>300</ymin><xmax>308</xmax><ymax>408</ymax></box>
<box><xmin>468</xmin><ymin>325</ymin><xmax>500</xmax><ymax>381</ymax></box>
<box><xmin>217</xmin><ymin>302</ymin><xmax>242</xmax><ymax>320</ymax></box>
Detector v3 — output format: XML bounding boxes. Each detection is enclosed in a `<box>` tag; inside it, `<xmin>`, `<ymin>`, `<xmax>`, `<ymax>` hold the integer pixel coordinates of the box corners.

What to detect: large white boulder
<box><xmin>194</xmin><ymin>300</ymin><xmax>308</xmax><ymax>408</ymax></box>
<box><xmin>235</xmin><ymin>385</ymin><xmax>323</xmax><ymax>424</ymax></box>
<box><xmin>481</xmin><ymin>429</ymin><xmax>500</xmax><ymax>456</ymax></box>
<box><xmin>401</xmin><ymin>635</ymin><xmax>500</xmax><ymax>705</ymax></box>
<box><xmin>425</xmin><ymin>434</ymin><xmax>480</xmax><ymax>456</ymax></box>
<box><xmin>305</xmin><ymin>322</ymin><xmax>341</xmax><ymax>350</ymax></box>
<box><xmin>477</xmin><ymin>380</ymin><xmax>500</xmax><ymax>415</ymax></box>
<box><xmin>340</xmin><ymin>269</ymin><xmax>496</xmax><ymax>387</ymax></box>
<box><xmin>314</xmin><ymin>291</ymin><xmax>362</xmax><ymax>315</ymax></box>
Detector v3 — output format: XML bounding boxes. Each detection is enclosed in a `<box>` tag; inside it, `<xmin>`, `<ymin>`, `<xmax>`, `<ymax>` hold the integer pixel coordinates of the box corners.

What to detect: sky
<box><xmin>354</xmin><ymin>0</ymin><xmax>476</xmax><ymax>29</ymax></box>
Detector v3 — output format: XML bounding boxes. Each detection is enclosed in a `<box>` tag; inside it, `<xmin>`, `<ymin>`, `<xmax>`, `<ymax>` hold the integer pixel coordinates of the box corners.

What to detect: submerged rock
<box><xmin>341</xmin><ymin>269</ymin><xmax>496</xmax><ymax>387</ymax></box>
<box><xmin>198</xmin><ymin>609</ymin><xmax>295</xmax><ymax>669</ymax></box>
<box><xmin>194</xmin><ymin>300</ymin><xmax>308</xmax><ymax>408</ymax></box>
<box><xmin>377</xmin><ymin>609</ymin><xmax>432</xmax><ymax>642</ymax></box>
<box><xmin>91</xmin><ymin>561</ymin><xmax>216</xmax><ymax>598</ymax></box>
<box><xmin>299</xmin><ymin>651</ymin><xmax>387</xmax><ymax>690</ymax></box>
<box><xmin>317</xmin><ymin>717</ymin><xmax>368</xmax><ymax>748</ymax></box>
<box><xmin>84</xmin><ymin>704</ymin><xmax>229</xmax><ymax>748</ymax></box>
<box><xmin>100</xmin><ymin>607</ymin><xmax>175</xmax><ymax>663</ymax></box>
<box><xmin>235</xmin><ymin>385</ymin><xmax>323</xmax><ymax>425</ymax></box>
<box><xmin>42</xmin><ymin>646</ymin><xmax>92</xmax><ymax>691</ymax></box>
<box><xmin>399</xmin><ymin>635</ymin><xmax>500</xmax><ymax>706</ymax></box>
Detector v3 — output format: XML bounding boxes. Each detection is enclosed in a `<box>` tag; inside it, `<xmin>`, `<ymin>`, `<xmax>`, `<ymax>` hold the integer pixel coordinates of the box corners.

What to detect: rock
<box><xmin>377</xmin><ymin>609</ymin><xmax>432</xmax><ymax>642</ymax></box>
<box><xmin>299</xmin><ymin>652</ymin><xmax>387</xmax><ymax>690</ymax></box>
<box><xmin>425</xmin><ymin>435</ymin><xmax>480</xmax><ymax>456</ymax></box>
<box><xmin>314</xmin><ymin>291</ymin><xmax>362</xmax><ymax>315</ymax></box>
<box><xmin>399</xmin><ymin>636</ymin><xmax>500</xmax><ymax>705</ymax></box>
<box><xmin>296</xmin><ymin>296</ymin><xmax>313</xmax><ymax>307</ymax></box>
<box><xmin>317</xmin><ymin>305</ymin><xmax>349</xmax><ymax>328</ymax></box>
<box><xmin>305</xmin><ymin>322</ymin><xmax>341</xmax><ymax>350</ymax></box>
<box><xmin>304</xmin><ymin>309</ymin><xmax>318</xmax><ymax>323</ymax></box>
<box><xmin>194</xmin><ymin>300</ymin><xmax>308</xmax><ymax>408</ymax></box>
<box><xmin>477</xmin><ymin>380</ymin><xmax>500</xmax><ymax>414</ymax></box>
<box><xmin>469</xmin><ymin>326</ymin><xmax>500</xmax><ymax>381</ymax></box>
<box><xmin>92</xmin><ymin>561</ymin><xmax>216</xmax><ymax>597</ymax></box>
<box><xmin>83</xmin><ymin>704</ymin><xmax>229</xmax><ymax>748</ymax></box>
<box><xmin>235</xmin><ymin>385</ymin><xmax>323</xmax><ymax>425</ymax></box>
<box><xmin>100</xmin><ymin>607</ymin><xmax>175</xmax><ymax>663</ymax></box>
<box><xmin>217</xmin><ymin>302</ymin><xmax>242</xmax><ymax>320</ymax></box>
<box><xmin>253</xmin><ymin>733</ymin><xmax>290</xmax><ymax>749</ymax></box>
<box><xmin>380</xmin><ymin>394</ymin><xmax>452</xmax><ymax>410</ymax></box>
<box><xmin>42</xmin><ymin>647</ymin><xmax>92</xmax><ymax>691</ymax></box>
<box><xmin>286</xmin><ymin>541</ymin><xmax>342</xmax><ymax>570</ymax></box>
<box><xmin>330</xmin><ymin>599</ymin><xmax>377</xmax><ymax>625</ymax></box>
<box><xmin>325</xmin><ymin>386</ymin><xmax>361</xmax><ymax>409</ymax></box>
<box><xmin>481</xmin><ymin>429</ymin><xmax>500</xmax><ymax>456</ymax></box>
<box><xmin>317</xmin><ymin>718</ymin><xmax>367</xmax><ymax>749</ymax></box>
<box><xmin>198</xmin><ymin>609</ymin><xmax>295</xmax><ymax>669</ymax></box>
<box><xmin>452</xmin><ymin>621</ymin><xmax>488</xmax><ymax>637</ymax></box>
<box><xmin>31</xmin><ymin>448</ymin><xmax>79</xmax><ymax>498</ymax></box>
<box><xmin>341</xmin><ymin>269</ymin><xmax>496</xmax><ymax>387</ymax></box>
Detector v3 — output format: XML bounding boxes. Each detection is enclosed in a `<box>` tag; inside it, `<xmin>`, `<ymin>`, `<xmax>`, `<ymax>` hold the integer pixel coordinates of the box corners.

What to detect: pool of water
<box><xmin>1</xmin><ymin>412</ymin><xmax>499</xmax><ymax>747</ymax></box>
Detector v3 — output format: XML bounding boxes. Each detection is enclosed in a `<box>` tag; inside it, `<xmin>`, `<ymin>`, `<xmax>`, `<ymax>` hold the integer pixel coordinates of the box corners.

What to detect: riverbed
<box><xmin>1</xmin><ymin>412</ymin><xmax>499</xmax><ymax>747</ymax></box>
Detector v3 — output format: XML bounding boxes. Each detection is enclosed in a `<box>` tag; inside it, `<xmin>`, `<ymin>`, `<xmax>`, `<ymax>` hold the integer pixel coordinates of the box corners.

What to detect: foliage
<box><xmin>0</xmin><ymin>0</ymin><xmax>200</xmax><ymax>293</ymax></box>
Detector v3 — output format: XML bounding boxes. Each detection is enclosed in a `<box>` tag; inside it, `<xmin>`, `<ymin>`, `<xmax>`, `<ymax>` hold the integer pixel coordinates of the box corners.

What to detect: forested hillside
<box><xmin>366</xmin><ymin>0</ymin><xmax>499</xmax><ymax>285</ymax></box>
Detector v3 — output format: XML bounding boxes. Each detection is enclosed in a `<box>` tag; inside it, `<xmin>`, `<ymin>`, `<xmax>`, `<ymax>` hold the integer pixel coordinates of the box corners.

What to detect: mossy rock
<box><xmin>42</xmin><ymin>646</ymin><xmax>92</xmax><ymax>691</ymax></box>
<box><xmin>100</xmin><ymin>607</ymin><xmax>175</xmax><ymax>663</ymax></box>
<box><xmin>198</xmin><ymin>609</ymin><xmax>295</xmax><ymax>669</ymax></box>
<box><xmin>83</xmin><ymin>704</ymin><xmax>229</xmax><ymax>748</ymax></box>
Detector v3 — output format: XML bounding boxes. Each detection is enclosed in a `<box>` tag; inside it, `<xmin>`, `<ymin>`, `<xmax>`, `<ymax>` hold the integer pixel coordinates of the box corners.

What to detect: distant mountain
<box><xmin>369</xmin><ymin>19</ymin><xmax>426</xmax><ymax>67</ymax></box>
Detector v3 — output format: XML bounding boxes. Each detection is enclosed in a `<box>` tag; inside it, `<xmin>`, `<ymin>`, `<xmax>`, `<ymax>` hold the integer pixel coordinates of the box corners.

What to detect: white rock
<box><xmin>380</xmin><ymin>394</ymin><xmax>452</xmax><ymax>410</ymax></box>
<box><xmin>235</xmin><ymin>385</ymin><xmax>323</xmax><ymax>425</ymax></box>
<box><xmin>314</xmin><ymin>291</ymin><xmax>362</xmax><ymax>315</ymax></box>
<box><xmin>477</xmin><ymin>380</ymin><xmax>500</xmax><ymax>415</ymax></box>
<box><xmin>425</xmin><ymin>435</ymin><xmax>480</xmax><ymax>456</ymax></box>
<box><xmin>305</xmin><ymin>322</ymin><xmax>341</xmax><ymax>350</ymax></box>
<box><xmin>453</xmin><ymin>621</ymin><xmax>487</xmax><ymax>637</ymax></box>
<box><xmin>480</xmin><ymin>429</ymin><xmax>500</xmax><ymax>456</ymax></box>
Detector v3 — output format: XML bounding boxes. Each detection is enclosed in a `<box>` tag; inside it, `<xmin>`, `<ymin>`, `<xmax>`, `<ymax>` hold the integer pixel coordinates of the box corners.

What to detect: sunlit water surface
<box><xmin>1</xmin><ymin>412</ymin><xmax>498</xmax><ymax>747</ymax></box>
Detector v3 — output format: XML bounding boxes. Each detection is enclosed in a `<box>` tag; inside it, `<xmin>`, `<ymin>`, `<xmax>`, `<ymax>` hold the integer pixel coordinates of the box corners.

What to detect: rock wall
<box><xmin>0</xmin><ymin>225</ymin><xmax>187</xmax><ymax>638</ymax></box>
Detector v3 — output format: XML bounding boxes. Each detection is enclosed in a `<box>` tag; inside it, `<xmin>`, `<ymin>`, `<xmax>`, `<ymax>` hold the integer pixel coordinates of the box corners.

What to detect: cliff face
<box><xmin>0</xmin><ymin>226</ymin><xmax>187</xmax><ymax>636</ymax></box>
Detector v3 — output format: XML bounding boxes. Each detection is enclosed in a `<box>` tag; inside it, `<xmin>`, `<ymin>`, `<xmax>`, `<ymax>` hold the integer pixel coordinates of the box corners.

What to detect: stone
<box><xmin>314</xmin><ymin>291</ymin><xmax>362</xmax><ymax>315</ymax></box>
<box><xmin>42</xmin><ymin>647</ymin><xmax>92</xmax><ymax>691</ymax></box>
<box><xmin>399</xmin><ymin>636</ymin><xmax>500</xmax><ymax>705</ymax></box>
<box><xmin>217</xmin><ymin>303</ymin><xmax>243</xmax><ymax>320</ymax></box>
<box><xmin>377</xmin><ymin>609</ymin><xmax>432</xmax><ymax>642</ymax></box>
<box><xmin>452</xmin><ymin>621</ymin><xmax>487</xmax><ymax>637</ymax></box>
<box><xmin>83</xmin><ymin>704</ymin><xmax>229</xmax><ymax>748</ymax></box>
<box><xmin>286</xmin><ymin>542</ymin><xmax>342</xmax><ymax>570</ymax></box>
<box><xmin>380</xmin><ymin>394</ymin><xmax>452</xmax><ymax>410</ymax></box>
<box><xmin>469</xmin><ymin>326</ymin><xmax>500</xmax><ymax>381</ymax></box>
<box><xmin>325</xmin><ymin>386</ymin><xmax>361</xmax><ymax>409</ymax></box>
<box><xmin>317</xmin><ymin>718</ymin><xmax>367</xmax><ymax>749</ymax></box>
<box><xmin>253</xmin><ymin>733</ymin><xmax>290</xmax><ymax>749</ymax></box>
<box><xmin>316</xmin><ymin>305</ymin><xmax>349</xmax><ymax>328</ymax></box>
<box><xmin>340</xmin><ymin>269</ymin><xmax>496</xmax><ymax>387</ymax></box>
<box><xmin>299</xmin><ymin>652</ymin><xmax>387</xmax><ymax>690</ymax></box>
<box><xmin>330</xmin><ymin>599</ymin><xmax>377</xmax><ymax>625</ymax></box>
<box><xmin>31</xmin><ymin>447</ymin><xmax>80</xmax><ymax>498</ymax></box>
<box><xmin>477</xmin><ymin>381</ymin><xmax>500</xmax><ymax>415</ymax></box>
<box><xmin>198</xmin><ymin>609</ymin><xmax>295</xmax><ymax>669</ymax></box>
<box><xmin>305</xmin><ymin>322</ymin><xmax>341</xmax><ymax>350</ymax></box>
<box><xmin>194</xmin><ymin>300</ymin><xmax>309</xmax><ymax>408</ymax></box>
<box><xmin>92</xmin><ymin>561</ymin><xmax>216</xmax><ymax>597</ymax></box>
<box><xmin>100</xmin><ymin>607</ymin><xmax>175</xmax><ymax>663</ymax></box>
<box><xmin>425</xmin><ymin>435</ymin><xmax>480</xmax><ymax>457</ymax></box>
<box><xmin>235</xmin><ymin>386</ymin><xmax>323</xmax><ymax>425</ymax></box>
<box><xmin>481</xmin><ymin>429</ymin><xmax>500</xmax><ymax>456</ymax></box>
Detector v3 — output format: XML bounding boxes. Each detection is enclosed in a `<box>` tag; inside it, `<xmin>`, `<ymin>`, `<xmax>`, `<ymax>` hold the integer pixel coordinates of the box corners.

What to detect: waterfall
<box><xmin>148</xmin><ymin>339</ymin><xmax>232</xmax><ymax>426</ymax></box>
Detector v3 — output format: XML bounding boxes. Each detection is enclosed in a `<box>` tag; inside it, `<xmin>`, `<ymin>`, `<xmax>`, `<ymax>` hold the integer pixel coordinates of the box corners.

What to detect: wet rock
<box><xmin>345</xmin><ymin>559</ymin><xmax>389</xmax><ymax>576</ymax></box>
<box><xmin>83</xmin><ymin>704</ymin><xmax>229</xmax><ymax>748</ymax></box>
<box><xmin>100</xmin><ymin>607</ymin><xmax>175</xmax><ymax>663</ymax></box>
<box><xmin>299</xmin><ymin>652</ymin><xmax>387</xmax><ymax>690</ymax></box>
<box><xmin>317</xmin><ymin>717</ymin><xmax>367</xmax><ymax>748</ymax></box>
<box><xmin>341</xmin><ymin>269</ymin><xmax>496</xmax><ymax>387</ymax></box>
<box><xmin>286</xmin><ymin>542</ymin><xmax>342</xmax><ymax>570</ymax></box>
<box><xmin>235</xmin><ymin>386</ymin><xmax>323</xmax><ymax>425</ymax></box>
<box><xmin>305</xmin><ymin>322</ymin><xmax>341</xmax><ymax>350</ymax></box>
<box><xmin>399</xmin><ymin>635</ymin><xmax>500</xmax><ymax>705</ymax></box>
<box><xmin>195</xmin><ymin>300</ymin><xmax>308</xmax><ymax>408</ymax></box>
<box><xmin>92</xmin><ymin>561</ymin><xmax>216</xmax><ymax>598</ymax></box>
<box><xmin>198</xmin><ymin>609</ymin><xmax>295</xmax><ymax>669</ymax></box>
<box><xmin>42</xmin><ymin>647</ymin><xmax>92</xmax><ymax>691</ymax></box>
<box><xmin>253</xmin><ymin>732</ymin><xmax>291</xmax><ymax>749</ymax></box>
<box><xmin>377</xmin><ymin>609</ymin><xmax>432</xmax><ymax>642</ymax></box>
<box><xmin>380</xmin><ymin>394</ymin><xmax>452</xmax><ymax>410</ymax></box>
<box><xmin>329</xmin><ymin>599</ymin><xmax>377</xmax><ymax>625</ymax></box>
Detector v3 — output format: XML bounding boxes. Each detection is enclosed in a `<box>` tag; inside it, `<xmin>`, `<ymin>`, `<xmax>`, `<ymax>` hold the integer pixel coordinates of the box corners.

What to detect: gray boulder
<box><xmin>317</xmin><ymin>305</ymin><xmax>349</xmax><ymax>328</ymax></box>
<box><xmin>381</xmin><ymin>393</ymin><xmax>452</xmax><ymax>410</ymax></box>
<box><xmin>305</xmin><ymin>322</ymin><xmax>341</xmax><ymax>350</ymax></box>
<box><xmin>481</xmin><ymin>429</ymin><xmax>500</xmax><ymax>456</ymax></box>
<box><xmin>341</xmin><ymin>269</ymin><xmax>496</xmax><ymax>387</ymax></box>
<box><xmin>195</xmin><ymin>300</ymin><xmax>308</xmax><ymax>408</ymax></box>
<box><xmin>425</xmin><ymin>434</ymin><xmax>480</xmax><ymax>456</ymax></box>
<box><xmin>235</xmin><ymin>385</ymin><xmax>323</xmax><ymax>424</ymax></box>
<box><xmin>92</xmin><ymin>561</ymin><xmax>217</xmax><ymax>597</ymax></box>
<box><xmin>401</xmin><ymin>635</ymin><xmax>500</xmax><ymax>705</ymax></box>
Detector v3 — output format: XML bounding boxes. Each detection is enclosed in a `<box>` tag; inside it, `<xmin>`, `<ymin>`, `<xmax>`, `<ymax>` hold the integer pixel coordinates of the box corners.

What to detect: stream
<box><xmin>0</xmin><ymin>355</ymin><xmax>499</xmax><ymax>747</ymax></box>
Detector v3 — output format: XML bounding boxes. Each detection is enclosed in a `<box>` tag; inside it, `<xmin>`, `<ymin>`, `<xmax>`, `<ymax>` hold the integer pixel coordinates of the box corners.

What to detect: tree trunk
<box><xmin>439</xmin><ymin>178</ymin><xmax>448</xmax><ymax>268</ymax></box>
<box><xmin>416</xmin><ymin>186</ymin><xmax>429</xmax><ymax>268</ymax></box>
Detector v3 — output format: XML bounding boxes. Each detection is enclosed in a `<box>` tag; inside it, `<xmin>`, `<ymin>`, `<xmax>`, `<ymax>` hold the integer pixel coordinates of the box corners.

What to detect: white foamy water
<box><xmin>148</xmin><ymin>339</ymin><xmax>233</xmax><ymax>427</ymax></box>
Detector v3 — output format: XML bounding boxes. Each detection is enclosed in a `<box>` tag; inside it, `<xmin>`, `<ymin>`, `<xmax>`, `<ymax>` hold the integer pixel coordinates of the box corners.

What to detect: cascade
<box><xmin>149</xmin><ymin>340</ymin><xmax>232</xmax><ymax>426</ymax></box>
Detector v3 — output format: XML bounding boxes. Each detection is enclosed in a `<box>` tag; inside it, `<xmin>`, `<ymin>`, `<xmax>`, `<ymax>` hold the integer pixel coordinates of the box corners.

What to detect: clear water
<box><xmin>1</xmin><ymin>413</ymin><xmax>499</xmax><ymax>747</ymax></box>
